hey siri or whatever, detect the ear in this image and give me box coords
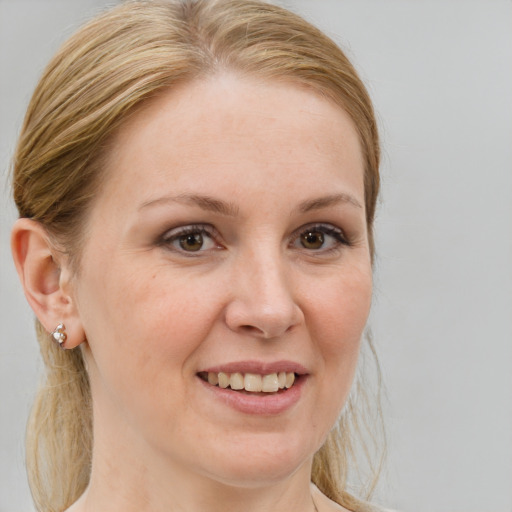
[11,218,85,349]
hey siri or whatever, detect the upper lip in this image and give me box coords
[199,360,309,375]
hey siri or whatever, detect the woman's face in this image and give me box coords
[72,74,372,486]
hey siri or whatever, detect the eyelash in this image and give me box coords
[293,224,350,254]
[158,223,350,255]
[159,224,220,254]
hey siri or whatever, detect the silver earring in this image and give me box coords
[51,323,67,347]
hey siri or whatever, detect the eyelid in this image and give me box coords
[157,222,350,255]
[291,223,350,250]
[160,223,215,240]
[158,223,222,252]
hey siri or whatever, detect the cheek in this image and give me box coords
[111,270,216,348]
[77,258,223,394]
[308,264,372,356]
[76,261,225,432]
[301,265,372,444]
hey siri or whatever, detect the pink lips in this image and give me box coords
[197,360,308,415]
[200,360,308,375]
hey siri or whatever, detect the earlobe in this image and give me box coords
[11,218,85,349]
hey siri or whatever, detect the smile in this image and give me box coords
[199,371,296,393]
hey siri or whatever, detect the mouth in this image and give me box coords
[198,371,298,394]
[196,362,307,414]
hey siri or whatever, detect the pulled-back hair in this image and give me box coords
[12,1,382,511]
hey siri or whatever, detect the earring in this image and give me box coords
[51,323,67,348]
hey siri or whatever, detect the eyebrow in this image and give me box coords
[297,193,363,212]
[140,193,240,217]
[140,191,362,217]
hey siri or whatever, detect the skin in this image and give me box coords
[12,73,372,512]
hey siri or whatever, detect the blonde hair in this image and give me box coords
[12,1,383,511]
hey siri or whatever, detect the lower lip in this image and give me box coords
[198,376,306,415]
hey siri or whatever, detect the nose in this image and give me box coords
[224,251,304,339]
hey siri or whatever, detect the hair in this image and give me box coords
[11,1,383,511]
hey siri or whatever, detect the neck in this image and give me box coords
[72,421,318,512]
[77,465,318,512]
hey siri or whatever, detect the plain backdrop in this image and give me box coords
[1,1,511,511]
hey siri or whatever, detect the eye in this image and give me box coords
[300,230,325,250]
[178,232,205,252]
[160,225,220,253]
[293,224,349,252]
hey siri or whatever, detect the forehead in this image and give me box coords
[99,73,365,207]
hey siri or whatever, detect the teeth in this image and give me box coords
[262,373,279,392]
[230,372,244,390]
[244,373,262,392]
[206,371,297,393]
[218,372,230,389]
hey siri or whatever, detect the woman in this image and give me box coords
[10,1,384,511]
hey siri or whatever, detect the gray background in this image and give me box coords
[1,1,511,511]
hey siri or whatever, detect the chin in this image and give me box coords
[195,432,316,488]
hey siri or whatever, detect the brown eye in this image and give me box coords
[179,233,204,251]
[161,224,219,254]
[293,224,348,253]
[300,231,325,249]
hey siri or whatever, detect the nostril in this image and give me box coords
[239,323,295,339]
[224,297,303,339]
[240,325,265,336]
